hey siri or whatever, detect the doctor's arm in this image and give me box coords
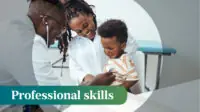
[32,42,61,86]
[32,60,61,85]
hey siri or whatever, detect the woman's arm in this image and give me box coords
[69,57,91,84]
[69,58,115,86]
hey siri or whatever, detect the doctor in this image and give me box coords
[63,0,138,85]
[0,0,66,86]
[0,0,66,111]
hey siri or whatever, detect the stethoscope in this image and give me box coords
[40,15,50,47]
[41,15,67,77]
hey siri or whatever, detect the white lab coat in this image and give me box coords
[68,33,137,85]
[32,34,61,85]
[68,35,106,84]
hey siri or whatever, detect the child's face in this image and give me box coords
[101,36,126,59]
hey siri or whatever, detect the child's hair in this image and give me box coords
[98,19,128,44]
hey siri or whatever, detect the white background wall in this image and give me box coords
[86,0,161,42]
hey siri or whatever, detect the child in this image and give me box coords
[98,19,138,89]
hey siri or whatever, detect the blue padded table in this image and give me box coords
[136,40,177,91]
[50,41,69,69]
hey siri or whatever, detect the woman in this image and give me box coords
[62,0,138,85]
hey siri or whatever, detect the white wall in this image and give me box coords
[86,0,161,42]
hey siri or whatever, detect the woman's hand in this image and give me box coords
[80,74,95,85]
[84,74,95,82]
[91,72,116,85]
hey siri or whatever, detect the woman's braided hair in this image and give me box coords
[58,0,97,62]
[64,0,97,28]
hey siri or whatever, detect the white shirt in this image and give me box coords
[32,34,61,85]
[68,33,137,85]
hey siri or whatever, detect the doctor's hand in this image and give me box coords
[89,72,116,86]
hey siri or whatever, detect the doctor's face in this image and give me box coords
[68,14,96,40]
[46,15,66,46]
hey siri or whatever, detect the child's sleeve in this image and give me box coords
[103,63,117,73]
[124,55,139,81]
